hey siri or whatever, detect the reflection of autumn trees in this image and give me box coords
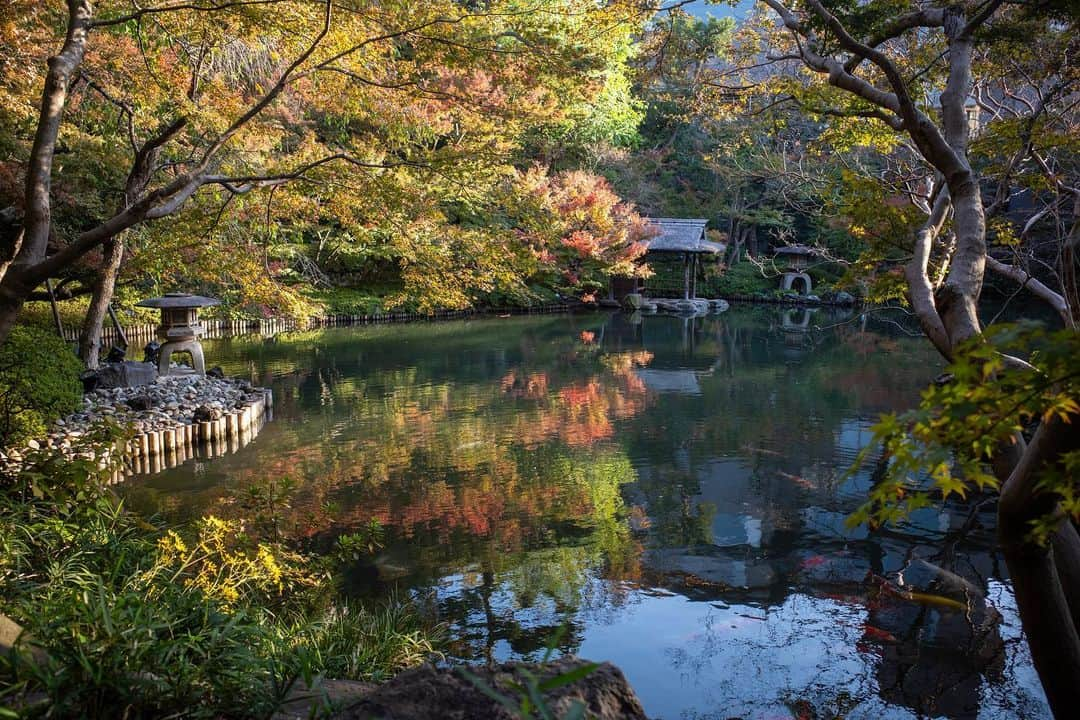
[134,312,939,563]
[201,340,654,561]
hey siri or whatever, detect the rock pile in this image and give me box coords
[2,375,271,475]
[53,374,266,442]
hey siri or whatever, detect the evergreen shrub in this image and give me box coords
[0,326,82,448]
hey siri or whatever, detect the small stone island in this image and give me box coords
[1,293,274,480]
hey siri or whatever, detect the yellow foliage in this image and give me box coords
[148,516,318,610]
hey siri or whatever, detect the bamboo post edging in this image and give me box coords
[116,387,274,482]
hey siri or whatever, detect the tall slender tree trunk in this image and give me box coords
[997,417,1080,718]
[938,179,985,346]
[78,236,124,367]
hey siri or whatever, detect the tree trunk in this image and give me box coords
[1050,522,1080,635]
[78,237,124,368]
[1001,540,1080,718]
[997,417,1080,718]
[937,177,985,347]
[0,271,32,347]
[727,221,742,266]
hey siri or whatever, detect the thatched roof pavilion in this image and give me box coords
[644,218,725,255]
[644,218,725,300]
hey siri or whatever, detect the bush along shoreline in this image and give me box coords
[0,440,444,719]
[0,327,84,450]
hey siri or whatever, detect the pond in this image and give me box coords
[122,307,1050,719]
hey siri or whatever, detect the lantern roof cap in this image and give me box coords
[773,244,817,257]
[136,293,220,309]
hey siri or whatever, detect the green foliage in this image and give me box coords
[847,324,1080,542]
[335,520,386,562]
[524,59,645,167]
[302,286,401,317]
[0,444,440,718]
[709,260,774,296]
[291,599,439,684]
[0,326,83,449]
[233,476,300,541]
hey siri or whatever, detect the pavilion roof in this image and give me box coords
[644,218,725,254]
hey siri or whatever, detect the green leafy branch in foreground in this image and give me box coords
[847,323,1080,542]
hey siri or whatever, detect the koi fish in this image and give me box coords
[778,471,814,488]
[799,554,828,570]
[875,575,969,611]
[894,589,968,611]
[861,624,898,644]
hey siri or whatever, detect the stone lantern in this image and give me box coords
[135,293,220,376]
[774,245,817,296]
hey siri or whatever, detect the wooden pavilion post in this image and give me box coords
[683,251,690,300]
[691,254,699,299]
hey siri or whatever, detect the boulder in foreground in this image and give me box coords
[328,657,648,720]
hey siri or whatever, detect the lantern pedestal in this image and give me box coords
[135,293,220,377]
[158,336,206,376]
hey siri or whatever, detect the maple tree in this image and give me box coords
[0,0,652,363]
[492,166,655,303]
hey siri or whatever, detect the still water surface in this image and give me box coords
[125,307,1049,719]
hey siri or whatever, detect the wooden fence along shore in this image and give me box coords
[63,304,574,346]
[109,387,274,483]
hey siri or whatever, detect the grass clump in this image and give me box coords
[0,326,83,449]
[0,440,441,719]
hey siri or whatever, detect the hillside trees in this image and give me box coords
[0,0,651,363]
[724,0,1079,713]
[607,8,851,271]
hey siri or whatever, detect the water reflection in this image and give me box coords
[123,308,1049,719]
